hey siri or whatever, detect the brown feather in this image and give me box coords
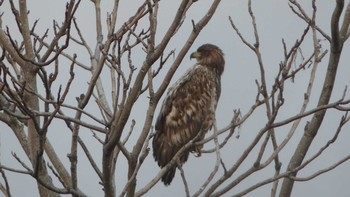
[152,44,225,185]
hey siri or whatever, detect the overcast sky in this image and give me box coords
[1,0,350,196]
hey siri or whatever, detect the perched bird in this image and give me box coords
[152,44,225,185]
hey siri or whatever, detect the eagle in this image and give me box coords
[152,44,225,185]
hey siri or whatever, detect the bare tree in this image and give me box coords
[0,0,349,197]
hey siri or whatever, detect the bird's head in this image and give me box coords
[190,43,225,75]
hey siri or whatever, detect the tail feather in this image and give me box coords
[153,132,192,185]
[162,166,176,186]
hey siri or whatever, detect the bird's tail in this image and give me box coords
[162,166,176,186]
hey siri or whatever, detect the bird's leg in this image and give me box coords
[192,130,205,157]
[193,145,203,157]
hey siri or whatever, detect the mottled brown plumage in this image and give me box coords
[152,44,225,185]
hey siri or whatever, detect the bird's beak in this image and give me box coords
[190,51,201,59]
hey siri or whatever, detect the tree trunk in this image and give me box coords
[19,1,59,196]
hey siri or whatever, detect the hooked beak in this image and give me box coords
[190,51,201,59]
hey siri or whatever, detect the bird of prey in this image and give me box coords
[152,43,225,185]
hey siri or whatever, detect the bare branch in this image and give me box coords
[178,162,190,197]
[290,154,350,182]
[0,168,11,197]
[193,119,222,197]
[288,0,331,41]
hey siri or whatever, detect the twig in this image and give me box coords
[0,167,11,197]
[47,162,66,188]
[91,130,104,144]
[193,119,221,197]
[290,154,350,181]
[288,0,331,41]
[178,160,190,197]
[0,164,31,175]
[77,136,103,180]
[71,18,93,57]
[12,152,31,172]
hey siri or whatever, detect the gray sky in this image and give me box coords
[1,0,350,196]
